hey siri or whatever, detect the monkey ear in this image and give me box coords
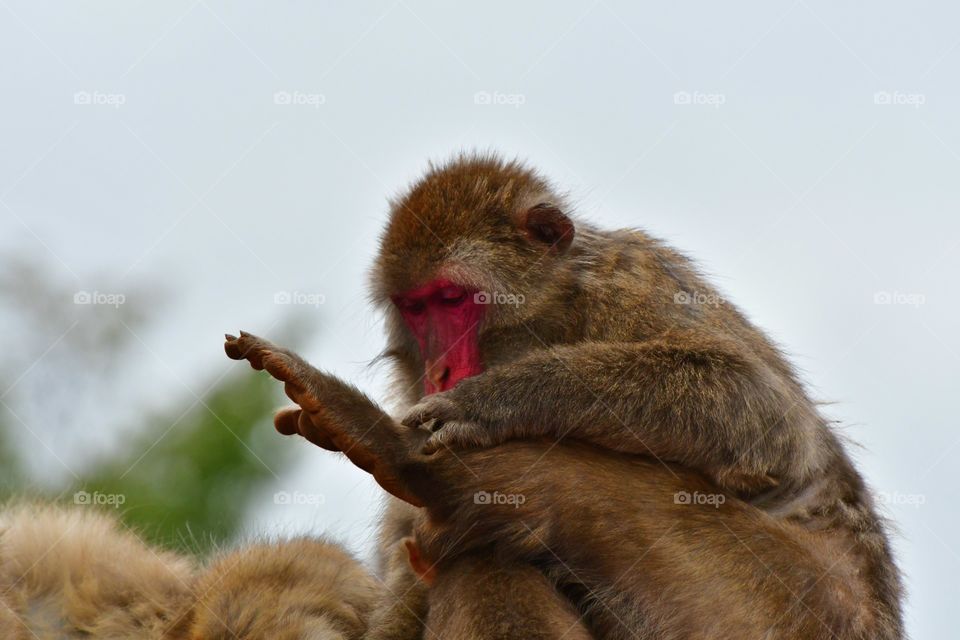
[520,203,575,254]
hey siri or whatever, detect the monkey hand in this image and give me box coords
[224,330,432,507]
[401,392,497,455]
[224,331,339,451]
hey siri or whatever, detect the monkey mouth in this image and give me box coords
[425,361,483,394]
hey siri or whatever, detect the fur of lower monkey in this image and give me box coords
[175,538,381,640]
[0,504,380,640]
[0,503,195,639]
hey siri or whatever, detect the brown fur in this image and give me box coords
[369,153,904,639]
[423,554,592,640]
[0,503,195,639]
[224,152,903,639]
[0,504,379,640]
[224,329,902,639]
[414,444,881,639]
[176,538,380,640]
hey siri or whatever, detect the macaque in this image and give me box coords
[223,153,902,638]
[2,153,903,639]
[0,504,379,639]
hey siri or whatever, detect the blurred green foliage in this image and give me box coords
[0,258,299,556]
[0,425,24,497]
[0,369,289,555]
[81,371,289,554]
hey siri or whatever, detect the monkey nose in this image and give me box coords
[425,363,451,394]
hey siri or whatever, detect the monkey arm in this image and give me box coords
[411,332,823,492]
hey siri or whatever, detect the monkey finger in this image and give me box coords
[224,330,275,369]
[421,431,450,456]
[273,407,302,436]
[283,381,306,404]
[422,421,493,455]
[225,341,264,370]
[401,395,461,429]
[261,351,298,382]
[274,407,339,451]
[281,377,326,413]
[261,354,327,412]
[297,412,340,451]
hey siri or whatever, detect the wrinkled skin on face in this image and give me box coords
[391,279,486,396]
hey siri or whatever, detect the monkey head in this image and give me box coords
[370,154,576,398]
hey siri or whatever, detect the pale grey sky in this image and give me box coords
[2,2,958,637]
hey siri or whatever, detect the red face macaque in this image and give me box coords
[391,280,485,395]
[222,154,902,640]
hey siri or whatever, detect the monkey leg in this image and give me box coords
[413,444,882,640]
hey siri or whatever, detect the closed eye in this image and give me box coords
[394,297,426,314]
[437,286,467,306]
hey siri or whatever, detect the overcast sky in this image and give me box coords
[1,2,958,636]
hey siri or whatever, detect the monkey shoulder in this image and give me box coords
[577,228,718,313]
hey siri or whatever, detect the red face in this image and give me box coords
[392,279,486,395]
